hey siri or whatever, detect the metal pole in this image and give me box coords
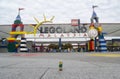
[34,36,35,52]
[92,5,98,52]
[78,19,80,33]
[95,37,97,52]
[59,38,61,52]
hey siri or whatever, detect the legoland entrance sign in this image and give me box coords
[39,26,87,33]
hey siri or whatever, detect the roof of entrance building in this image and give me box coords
[0,23,120,39]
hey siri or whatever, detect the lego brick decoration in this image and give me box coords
[20,38,28,52]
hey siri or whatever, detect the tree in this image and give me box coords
[48,44,59,49]
[64,43,73,49]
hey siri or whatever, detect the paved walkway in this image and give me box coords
[0,53,120,79]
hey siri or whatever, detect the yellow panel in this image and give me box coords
[7,38,16,40]
[98,26,102,32]
[89,53,120,57]
[10,31,26,34]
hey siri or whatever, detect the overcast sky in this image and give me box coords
[0,0,120,24]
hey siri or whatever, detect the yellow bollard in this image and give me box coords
[59,61,63,71]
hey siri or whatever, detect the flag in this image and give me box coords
[92,5,98,8]
[19,8,24,11]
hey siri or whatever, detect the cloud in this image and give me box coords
[0,0,120,24]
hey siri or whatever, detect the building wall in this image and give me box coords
[0,23,120,52]
[0,23,120,38]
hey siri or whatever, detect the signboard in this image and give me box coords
[39,25,87,33]
[71,19,80,26]
[25,33,88,38]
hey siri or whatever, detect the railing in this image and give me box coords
[107,46,120,52]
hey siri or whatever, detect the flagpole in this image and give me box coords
[18,8,24,15]
[18,8,20,15]
[92,5,94,11]
[92,5,98,52]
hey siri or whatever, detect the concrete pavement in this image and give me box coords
[0,52,120,79]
